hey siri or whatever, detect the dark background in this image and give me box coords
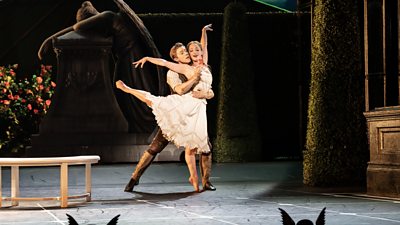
[0,0,311,160]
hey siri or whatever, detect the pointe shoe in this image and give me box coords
[124,178,138,192]
[189,177,200,192]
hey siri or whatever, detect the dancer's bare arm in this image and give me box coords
[200,24,212,65]
[174,77,200,95]
[133,57,193,76]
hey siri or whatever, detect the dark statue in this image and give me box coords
[31,0,170,161]
[38,0,168,133]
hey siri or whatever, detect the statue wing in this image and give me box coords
[112,0,168,95]
[278,208,296,225]
[315,207,326,225]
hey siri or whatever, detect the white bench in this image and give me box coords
[0,155,100,208]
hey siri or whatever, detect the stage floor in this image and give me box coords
[1,161,399,225]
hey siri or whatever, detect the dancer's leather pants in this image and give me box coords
[132,128,213,184]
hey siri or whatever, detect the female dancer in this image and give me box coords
[116,55,213,192]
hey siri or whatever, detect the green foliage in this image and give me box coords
[214,1,261,162]
[304,0,368,186]
[0,64,56,153]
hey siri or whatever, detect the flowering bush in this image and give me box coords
[0,64,56,153]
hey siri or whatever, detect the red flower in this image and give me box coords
[33,109,39,114]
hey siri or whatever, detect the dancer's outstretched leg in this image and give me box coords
[185,147,199,192]
[116,80,153,107]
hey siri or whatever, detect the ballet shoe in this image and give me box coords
[189,177,200,193]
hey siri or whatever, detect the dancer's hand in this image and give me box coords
[132,57,148,68]
[203,24,213,32]
[115,80,125,90]
[192,90,204,99]
[192,89,214,99]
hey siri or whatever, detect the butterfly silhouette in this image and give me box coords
[278,207,326,225]
[66,213,120,225]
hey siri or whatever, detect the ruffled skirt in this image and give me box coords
[147,92,210,154]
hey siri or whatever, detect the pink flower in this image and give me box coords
[36,77,43,84]
[13,95,19,100]
[27,104,32,110]
[45,99,51,106]
[39,84,44,90]
[51,81,56,87]
[3,100,10,105]
[33,109,39,114]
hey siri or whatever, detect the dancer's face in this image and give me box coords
[174,46,191,64]
[191,55,203,66]
[188,43,203,64]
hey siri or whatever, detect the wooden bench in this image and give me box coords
[0,155,100,208]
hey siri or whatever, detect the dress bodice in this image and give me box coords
[192,66,212,94]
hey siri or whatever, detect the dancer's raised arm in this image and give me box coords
[133,56,193,77]
[200,24,212,65]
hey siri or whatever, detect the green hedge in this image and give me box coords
[214,1,262,162]
[304,0,368,186]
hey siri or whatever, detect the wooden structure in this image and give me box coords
[0,155,100,208]
[363,0,400,198]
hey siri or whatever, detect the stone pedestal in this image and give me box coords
[28,31,183,162]
[364,106,400,198]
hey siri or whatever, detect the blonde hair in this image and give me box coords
[169,42,185,60]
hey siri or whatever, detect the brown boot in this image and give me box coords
[124,151,155,192]
[199,153,216,191]
[124,129,169,192]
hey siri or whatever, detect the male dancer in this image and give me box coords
[124,42,216,192]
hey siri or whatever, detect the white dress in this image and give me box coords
[146,66,212,154]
